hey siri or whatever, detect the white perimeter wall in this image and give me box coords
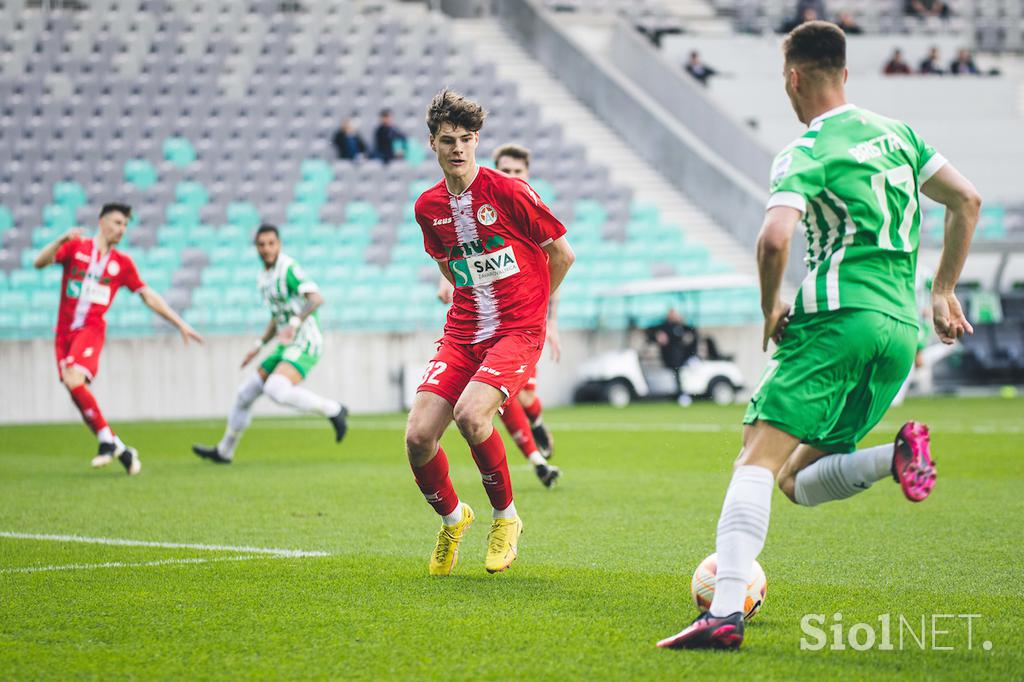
[0,326,766,425]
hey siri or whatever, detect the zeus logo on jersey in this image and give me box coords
[450,246,521,288]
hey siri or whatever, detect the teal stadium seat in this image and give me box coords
[0,205,12,233]
[166,204,200,229]
[345,201,379,226]
[300,159,334,187]
[43,204,75,230]
[9,269,40,290]
[124,159,158,189]
[175,181,209,208]
[163,137,196,167]
[0,291,30,309]
[53,181,87,211]
[286,203,320,227]
[227,202,261,230]
[294,180,328,206]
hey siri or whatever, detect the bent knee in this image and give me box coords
[404,426,437,461]
[452,404,488,436]
[262,374,291,403]
[61,370,86,390]
[777,473,798,504]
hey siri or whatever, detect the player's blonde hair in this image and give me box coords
[425,89,487,136]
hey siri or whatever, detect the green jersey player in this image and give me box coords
[193,224,348,463]
[658,21,980,650]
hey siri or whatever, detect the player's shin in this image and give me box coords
[68,385,108,435]
[469,428,516,518]
[710,465,774,618]
[522,396,542,424]
[500,401,543,464]
[218,373,264,457]
[793,444,892,507]
[412,447,461,522]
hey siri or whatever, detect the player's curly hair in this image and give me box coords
[425,88,487,136]
[783,20,846,75]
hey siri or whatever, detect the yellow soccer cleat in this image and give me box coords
[484,516,523,574]
[428,503,475,576]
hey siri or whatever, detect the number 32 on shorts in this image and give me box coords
[421,361,447,385]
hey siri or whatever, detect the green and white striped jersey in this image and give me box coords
[257,253,323,355]
[767,103,946,325]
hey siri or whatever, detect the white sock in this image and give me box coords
[709,465,774,617]
[442,501,464,526]
[97,427,114,444]
[794,444,893,507]
[113,435,125,451]
[527,451,546,466]
[218,372,264,457]
[531,415,543,428]
[263,374,341,417]
[493,500,517,520]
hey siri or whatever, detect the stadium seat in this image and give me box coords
[163,136,197,166]
[124,159,159,189]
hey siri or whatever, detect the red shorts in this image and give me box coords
[524,364,538,391]
[417,333,543,408]
[55,326,105,381]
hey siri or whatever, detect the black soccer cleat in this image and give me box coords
[117,446,142,476]
[656,611,745,650]
[329,405,349,443]
[531,421,553,460]
[91,442,117,468]
[192,444,233,464]
[535,463,560,488]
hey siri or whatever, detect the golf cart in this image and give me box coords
[573,275,754,407]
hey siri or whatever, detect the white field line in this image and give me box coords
[247,420,1024,435]
[0,532,329,558]
[0,554,259,575]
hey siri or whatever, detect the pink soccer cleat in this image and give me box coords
[892,421,936,502]
[656,611,745,650]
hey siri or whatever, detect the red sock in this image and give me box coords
[500,399,538,460]
[411,447,460,517]
[69,385,108,435]
[470,427,513,511]
[523,397,542,423]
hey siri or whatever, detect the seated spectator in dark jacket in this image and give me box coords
[905,0,950,18]
[919,47,944,74]
[373,109,407,163]
[684,51,717,87]
[781,6,819,33]
[332,118,368,160]
[835,11,863,34]
[949,48,980,75]
[883,49,912,75]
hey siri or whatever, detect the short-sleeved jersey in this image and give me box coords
[258,252,323,355]
[54,237,146,334]
[415,166,567,344]
[766,104,946,326]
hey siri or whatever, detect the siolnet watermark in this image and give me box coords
[799,613,993,652]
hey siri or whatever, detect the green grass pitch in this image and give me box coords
[1,397,1021,680]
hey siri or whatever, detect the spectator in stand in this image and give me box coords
[905,0,950,19]
[373,108,407,164]
[883,49,912,75]
[684,51,718,87]
[835,11,863,35]
[781,6,821,33]
[950,48,980,75]
[919,46,944,74]
[331,118,369,160]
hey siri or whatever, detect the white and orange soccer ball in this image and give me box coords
[690,553,767,621]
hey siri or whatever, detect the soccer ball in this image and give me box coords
[690,553,767,621]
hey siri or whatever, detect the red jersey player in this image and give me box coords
[34,203,203,475]
[437,143,561,488]
[407,90,575,576]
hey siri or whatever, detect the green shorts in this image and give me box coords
[259,342,320,379]
[743,309,917,453]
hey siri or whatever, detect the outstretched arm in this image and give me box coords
[34,228,83,268]
[921,163,981,344]
[757,206,801,351]
[139,287,204,344]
